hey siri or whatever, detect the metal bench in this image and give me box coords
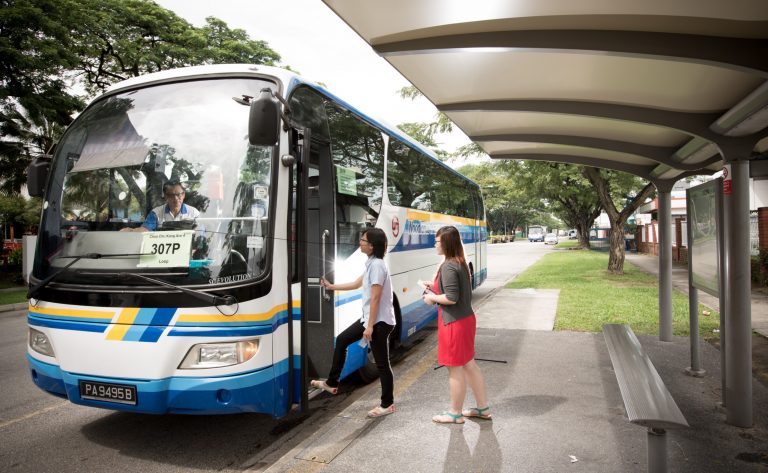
[603,324,689,473]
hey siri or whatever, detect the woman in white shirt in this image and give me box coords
[313,227,397,418]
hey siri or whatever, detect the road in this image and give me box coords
[0,240,550,472]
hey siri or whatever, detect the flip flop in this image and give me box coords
[310,379,338,395]
[367,405,395,418]
[432,411,465,424]
[462,406,492,420]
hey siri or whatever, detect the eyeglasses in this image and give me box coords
[360,238,369,244]
[165,192,185,198]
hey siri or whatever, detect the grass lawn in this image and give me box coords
[0,270,24,289]
[506,250,720,337]
[554,240,580,249]
[0,289,27,305]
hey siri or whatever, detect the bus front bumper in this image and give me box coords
[27,355,287,415]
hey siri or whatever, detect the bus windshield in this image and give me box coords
[37,77,277,288]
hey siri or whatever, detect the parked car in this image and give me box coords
[544,233,558,245]
[568,230,577,239]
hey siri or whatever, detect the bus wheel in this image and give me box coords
[357,350,379,383]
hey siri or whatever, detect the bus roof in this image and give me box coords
[103,64,476,188]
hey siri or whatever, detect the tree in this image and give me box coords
[0,194,41,238]
[71,2,281,94]
[0,0,282,194]
[1,0,85,194]
[396,122,450,161]
[398,86,454,160]
[459,161,540,236]
[523,162,602,248]
[582,167,655,274]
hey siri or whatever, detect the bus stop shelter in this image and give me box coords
[322,0,768,428]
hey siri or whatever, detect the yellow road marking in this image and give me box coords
[0,401,68,430]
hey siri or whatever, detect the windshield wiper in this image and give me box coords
[116,272,237,307]
[28,252,146,300]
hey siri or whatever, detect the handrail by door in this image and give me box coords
[321,229,331,301]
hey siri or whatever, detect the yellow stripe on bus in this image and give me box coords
[106,308,140,340]
[28,306,115,319]
[405,210,480,227]
[176,302,295,324]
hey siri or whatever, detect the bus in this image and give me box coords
[25,64,487,416]
[528,225,546,242]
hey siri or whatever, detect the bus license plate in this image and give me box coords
[79,380,137,405]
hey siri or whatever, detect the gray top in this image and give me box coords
[437,260,474,325]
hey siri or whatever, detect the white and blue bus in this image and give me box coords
[25,65,487,416]
[527,225,546,242]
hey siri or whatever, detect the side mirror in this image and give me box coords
[27,155,52,197]
[248,89,280,146]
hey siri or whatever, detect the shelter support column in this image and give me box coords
[657,186,673,342]
[723,158,752,427]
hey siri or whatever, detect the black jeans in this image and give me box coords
[326,320,395,408]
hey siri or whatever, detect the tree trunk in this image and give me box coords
[575,221,592,248]
[607,223,625,274]
[582,166,656,275]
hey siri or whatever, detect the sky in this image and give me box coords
[154,0,472,156]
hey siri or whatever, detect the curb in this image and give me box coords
[0,302,27,313]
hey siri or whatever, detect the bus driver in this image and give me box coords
[121,181,200,232]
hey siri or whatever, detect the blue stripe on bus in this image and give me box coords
[123,325,150,341]
[28,316,107,333]
[390,221,483,253]
[168,325,275,338]
[398,297,438,342]
[138,326,165,342]
[30,306,299,340]
[167,308,292,337]
[148,307,177,326]
[27,356,67,397]
[27,311,112,324]
[335,291,362,307]
[132,308,154,325]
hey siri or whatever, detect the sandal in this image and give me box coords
[462,406,492,420]
[432,411,465,424]
[310,379,338,395]
[367,405,395,418]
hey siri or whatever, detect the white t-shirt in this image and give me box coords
[361,257,396,327]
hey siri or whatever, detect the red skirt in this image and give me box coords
[437,309,476,366]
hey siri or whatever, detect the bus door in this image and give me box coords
[474,217,481,287]
[302,136,337,381]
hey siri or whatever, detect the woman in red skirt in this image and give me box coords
[422,226,491,424]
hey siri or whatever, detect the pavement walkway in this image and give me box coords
[262,265,768,473]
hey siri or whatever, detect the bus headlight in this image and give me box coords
[29,328,55,357]
[179,339,259,369]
